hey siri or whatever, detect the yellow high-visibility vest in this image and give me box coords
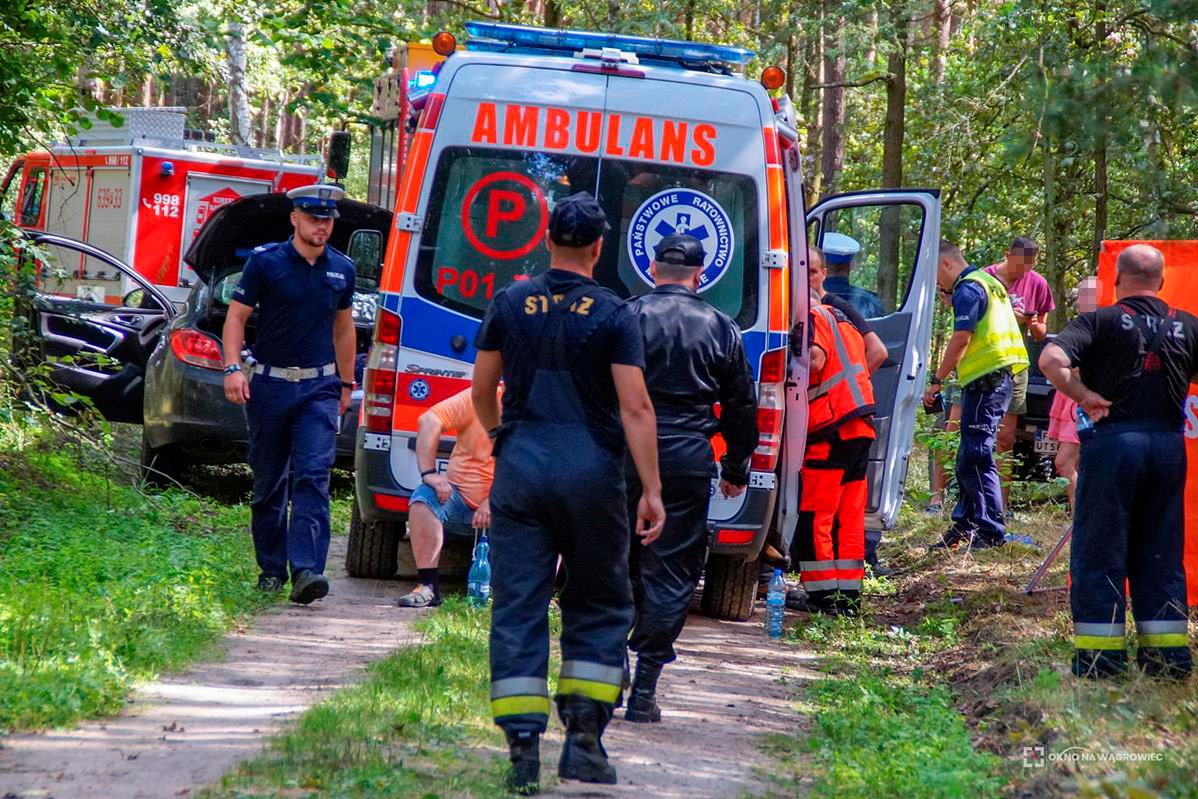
[955,269,1030,386]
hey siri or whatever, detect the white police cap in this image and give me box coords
[286,183,345,218]
[823,232,861,265]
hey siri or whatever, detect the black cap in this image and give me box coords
[549,192,610,247]
[654,234,706,267]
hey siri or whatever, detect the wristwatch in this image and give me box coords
[420,468,437,478]
[223,363,241,376]
[929,375,942,386]
[340,380,354,389]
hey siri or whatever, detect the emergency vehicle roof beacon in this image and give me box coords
[822,232,861,264]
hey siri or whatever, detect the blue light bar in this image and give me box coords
[408,70,437,91]
[465,22,754,67]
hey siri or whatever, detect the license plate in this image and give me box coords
[1033,428,1058,455]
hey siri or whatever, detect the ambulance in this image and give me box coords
[350,23,942,620]
[0,107,322,304]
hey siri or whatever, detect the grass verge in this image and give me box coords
[763,456,1198,798]
[0,448,273,731]
[204,599,529,798]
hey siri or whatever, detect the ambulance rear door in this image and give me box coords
[805,190,941,531]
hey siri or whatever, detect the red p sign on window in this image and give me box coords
[462,172,548,260]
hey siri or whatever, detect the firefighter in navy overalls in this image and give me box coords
[623,233,757,723]
[1040,244,1196,679]
[471,192,666,794]
[221,183,356,605]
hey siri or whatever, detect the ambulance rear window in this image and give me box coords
[414,147,758,328]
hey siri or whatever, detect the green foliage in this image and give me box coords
[801,672,1005,798]
[0,450,270,731]
[205,600,519,798]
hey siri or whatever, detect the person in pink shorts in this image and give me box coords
[1047,276,1100,512]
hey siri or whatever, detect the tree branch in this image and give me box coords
[807,73,892,90]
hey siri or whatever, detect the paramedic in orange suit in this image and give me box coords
[787,297,877,616]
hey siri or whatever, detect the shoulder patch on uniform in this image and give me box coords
[251,242,279,255]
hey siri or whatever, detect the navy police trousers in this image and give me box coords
[488,424,634,734]
[951,369,1012,544]
[245,372,339,580]
[1071,421,1191,678]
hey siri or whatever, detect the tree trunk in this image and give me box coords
[226,21,252,147]
[819,0,846,195]
[932,0,951,84]
[877,2,909,311]
[1089,3,1108,279]
[142,75,155,107]
[800,2,823,203]
[1043,134,1061,328]
[275,91,290,150]
[543,0,561,28]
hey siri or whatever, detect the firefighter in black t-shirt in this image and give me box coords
[1040,244,1198,680]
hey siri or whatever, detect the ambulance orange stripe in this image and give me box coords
[765,162,790,332]
[762,127,781,166]
[379,126,433,295]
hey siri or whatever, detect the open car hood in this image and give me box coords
[183,193,392,284]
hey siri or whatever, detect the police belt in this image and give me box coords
[962,366,1012,392]
[252,362,337,382]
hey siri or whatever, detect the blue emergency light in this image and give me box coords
[465,22,754,67]
[409,70,437,91]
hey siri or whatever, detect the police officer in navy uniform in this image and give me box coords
[222,184,357,605]
[1040,244,1197,680]
[471,192,666,794]
[623,233,757,724]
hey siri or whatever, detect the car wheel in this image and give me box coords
[346,498,401,579]
[140,430,185,489]
[700,553,759,622]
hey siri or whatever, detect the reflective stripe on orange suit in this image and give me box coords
[796,305,876,608]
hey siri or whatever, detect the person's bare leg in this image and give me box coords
[408,502,444,568]
[1055,442,1080,514]
[996,412,1018,508]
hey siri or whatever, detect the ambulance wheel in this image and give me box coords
[139,432,185,490]
[346,499,400,579]
[701,553,759,622]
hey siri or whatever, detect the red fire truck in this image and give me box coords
[0,107,322,304]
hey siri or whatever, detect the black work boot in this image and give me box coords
[504,730,541,795]
[556,695,617,784]
[289,569,329,605]
[624,659,662,723]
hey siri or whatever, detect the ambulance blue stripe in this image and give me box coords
[742,330,787,381]
[382,291,783,377]
[398,296,480,363]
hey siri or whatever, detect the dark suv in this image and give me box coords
[1011,336,1058,481]
[13,195,389,485]
[141,194,389,482]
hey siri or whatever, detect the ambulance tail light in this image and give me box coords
[752,348,787,472]
[170,329,223,370]
[364,308,401,434]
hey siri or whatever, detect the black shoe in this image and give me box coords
[557,695,617,784]
[624,659,662,723]
[785,587,839,614]
[256,574,285,593]
[866,551,895,577]
[289,569,329,605]
[930,527,973,550]
[969,534,1005,551]
[504,730,541,795]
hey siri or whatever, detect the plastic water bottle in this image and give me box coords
[765,568,786,640]
[1075,405,1094,434]
[467,532,492,607]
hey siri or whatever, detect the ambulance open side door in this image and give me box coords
[805,190,941,532]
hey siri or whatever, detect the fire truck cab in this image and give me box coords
[0,107,322,305]
[349,24,942,620]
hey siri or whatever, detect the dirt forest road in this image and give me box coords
[1,539,815,799]
[0,537,419,799]
[544,613,818,799]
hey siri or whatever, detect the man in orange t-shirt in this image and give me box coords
[397,386,500,608]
